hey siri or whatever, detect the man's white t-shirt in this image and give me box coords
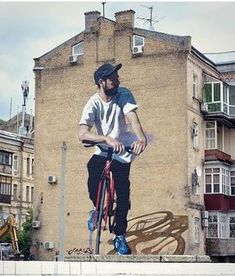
[79,87,138,163]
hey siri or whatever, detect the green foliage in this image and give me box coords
[0,233,11,243]
[18,208,33,260]
[0,119,5,126]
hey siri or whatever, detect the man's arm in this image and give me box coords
[125,110,147,155]
[78,124,125,153]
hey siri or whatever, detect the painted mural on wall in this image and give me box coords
[107,211,188,255]
[65,211,188,258]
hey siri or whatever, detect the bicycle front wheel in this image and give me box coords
[95,179,106,254]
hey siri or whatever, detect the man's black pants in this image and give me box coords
[87,155,131,236]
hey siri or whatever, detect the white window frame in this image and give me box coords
[205,121,217,149]
[204,165,230,195]
[193,73,198,98]
[207,212,218,238]
[133,35,145,48]
[192,122,199,149]
[72,41,84,56]
[13,154,18,172]
[231,169,235,196]
[207,212,235,239]
[204,81,223,112]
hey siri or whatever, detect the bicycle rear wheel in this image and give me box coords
[95,179,106,254]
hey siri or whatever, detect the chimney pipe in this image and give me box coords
[84,11,101,33]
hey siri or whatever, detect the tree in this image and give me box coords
[18,208,33,260]
[0,119,5,127]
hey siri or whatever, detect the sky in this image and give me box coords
[1,1,235,121]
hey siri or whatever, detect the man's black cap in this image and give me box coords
[94,63,122,84]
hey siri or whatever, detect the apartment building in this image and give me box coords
[0,112,34,137]
[33,9,235,261]
[199,51,235,261]
[0,130,34,230]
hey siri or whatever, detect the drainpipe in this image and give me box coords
[19,139,24,230]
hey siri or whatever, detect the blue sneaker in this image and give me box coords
[113,235,131,255]
[88,210,97,231]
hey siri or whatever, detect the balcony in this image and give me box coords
[0,164,12,175]
[205,149,233,164]
[0,182,12,204]
[206,238,235,256]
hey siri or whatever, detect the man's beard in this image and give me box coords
[104,86,119,97]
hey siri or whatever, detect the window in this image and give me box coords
[207,212,235,239]
[223,84,229,114]
[26,158,30,175]
[26,186,29,202]
[205,166,230,195]
[72,41,84,56]
[192,122,198,149]
[231,171,235,195]
[193,74,198,98]
[230,215,235,238]
[229,85,235,115]
[204,82,221,112]
[205,168,220,194]
[207,212,218,238]
[195,217,200,243]
[13,155,18,172]
[222,168,230,195]
[13,184,17,200]
[0,176,12,200]
[31,187,34,203]
[132,35,144,54]
[133,35,144,47]
[205,121,225,151]
[219,213,229,238]
[205,121,216,149]
[31,159,34,176]
[0,151,12,166]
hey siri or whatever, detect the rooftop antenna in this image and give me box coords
[101,2,106,17]
[19,80,29,136]
[137,5,165,31]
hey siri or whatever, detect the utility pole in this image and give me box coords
[58,141,67,261]
[9,97,12,120]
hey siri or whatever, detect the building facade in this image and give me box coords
[0,130,34,231]
[33,9,235,261]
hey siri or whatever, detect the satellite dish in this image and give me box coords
[196,167,202,177]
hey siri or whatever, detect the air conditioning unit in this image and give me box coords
[48,175,57,184]
[68,55,78,64]
[201,102,208,112]
[32,220,40,229]
[132,45,144,54]
[44,241,54,250]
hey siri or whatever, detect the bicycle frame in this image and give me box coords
[82,140,132,254]
[94,149,116,254]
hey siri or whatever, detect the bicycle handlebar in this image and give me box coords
[82,140,133,153]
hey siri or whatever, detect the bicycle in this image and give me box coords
[82,140,132,254]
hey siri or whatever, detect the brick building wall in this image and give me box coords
[33,10,209,260]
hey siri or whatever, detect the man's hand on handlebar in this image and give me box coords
[131,140,147,155]
[105,136,125,154]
